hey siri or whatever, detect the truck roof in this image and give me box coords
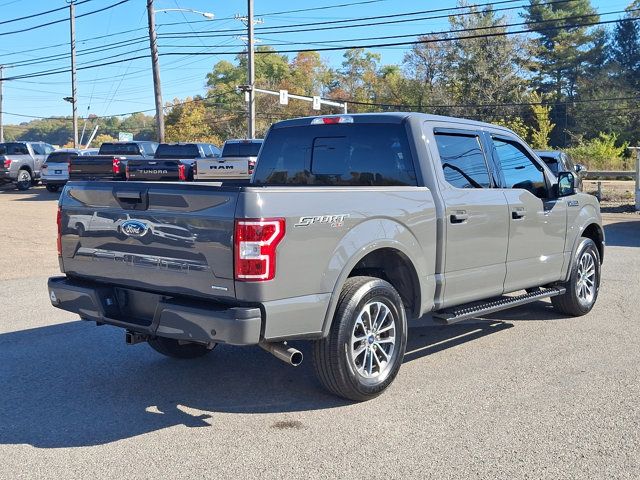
[272,112,515,134]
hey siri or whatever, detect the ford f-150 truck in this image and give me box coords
[48,113,604,401]
[127,142,221,182]
[68,141,158,181]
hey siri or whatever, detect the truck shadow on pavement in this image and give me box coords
[0,314,522,449]
[0,185,60,202]
[603,220,640,248]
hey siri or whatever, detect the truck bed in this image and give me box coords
[68,155,128,181]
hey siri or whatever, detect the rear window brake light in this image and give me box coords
[311,116,354,125]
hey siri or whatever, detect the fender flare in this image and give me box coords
[563,214,604,282]
[319,223,429,337]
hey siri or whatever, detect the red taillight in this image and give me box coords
[193,162,198,177]
[178,163,186,181]
[3,158,11,168]
[125,164,130,179]
[56,206,62,256]
[248,160,256,175]
[68,160,72,173]
[234,218,285,281]
[112,157,121,175]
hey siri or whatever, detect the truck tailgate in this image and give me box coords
[69,155,122,180]
[60,181,240,300]
[127,159,184,181]
[195,156,249,180]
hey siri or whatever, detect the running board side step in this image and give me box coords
[432,287,566,325]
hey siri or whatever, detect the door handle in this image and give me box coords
[511,210,526,220]
[450,213,469,224]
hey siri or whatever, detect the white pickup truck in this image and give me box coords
[194,139,262,181]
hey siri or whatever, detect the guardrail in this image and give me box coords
[584,171,636,180]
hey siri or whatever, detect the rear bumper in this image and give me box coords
[42,178,68,186]
[0,169,15,183]
[47,276,262,345]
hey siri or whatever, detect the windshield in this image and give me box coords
[222,141,262,157]
[0,143,29,155]
[154,144,200,159]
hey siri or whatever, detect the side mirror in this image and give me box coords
[557,171,576,197]
[574,164,587,178]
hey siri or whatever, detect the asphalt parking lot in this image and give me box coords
[1,186,639,479]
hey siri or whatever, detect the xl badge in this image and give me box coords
[120,219,149,237]
[294,214,349,228]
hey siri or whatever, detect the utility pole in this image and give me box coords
[247,0,255,139]
[69,1,78,148]
[0,65,4,143]
[147,0,165,143]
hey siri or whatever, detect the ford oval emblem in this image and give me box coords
[120,219,149,238]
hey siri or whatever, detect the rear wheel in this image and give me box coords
[551,238,601,316]
[313,276,407,401]
[147,337,215,359]
[16,169,32,191]
[45,184,60,193]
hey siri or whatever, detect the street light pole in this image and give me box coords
[247,0,255,139]
[147,0,164,143]
[69,1,78,148]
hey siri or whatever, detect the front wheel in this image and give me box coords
[147,337,215,359]
[551,238,601,316]
[313,276,407,401]
[16,169,32,191]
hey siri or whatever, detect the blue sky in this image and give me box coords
[0,0,633,124]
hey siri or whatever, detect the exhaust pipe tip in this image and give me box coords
[260,341,303,367]
[290,350,303,367]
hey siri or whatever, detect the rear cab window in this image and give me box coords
[253,123,417,186]
[222,141,263,158]
[98,143,142,156]
[155,144,201,159]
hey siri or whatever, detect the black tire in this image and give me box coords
[313,276,408,402]
[147,337,214,359]
[16,169,32,191]
[551,238,601,316]
[45,184,60,193]
[76,224,85,237]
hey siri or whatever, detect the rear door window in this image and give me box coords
[253,123,417,186]
[0,143,29,155]
[434,133,491,188]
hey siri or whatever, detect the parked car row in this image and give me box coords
[0,138,264,191]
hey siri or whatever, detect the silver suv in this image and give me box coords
[42,148,99,193]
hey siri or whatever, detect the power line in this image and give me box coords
[0,0,92,26]
[0,0,131,38]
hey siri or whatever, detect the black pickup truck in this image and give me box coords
[69,141,158,181]
[126,143,220,182]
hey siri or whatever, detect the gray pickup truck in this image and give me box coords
[0,141,55,190]
[48,113,604,401]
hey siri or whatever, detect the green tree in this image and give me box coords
[446,4,527,121]
[529,92,555,149]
